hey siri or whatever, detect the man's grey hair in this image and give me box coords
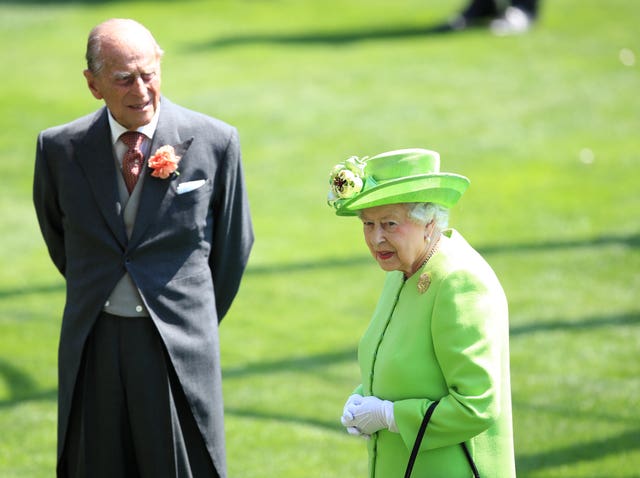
[85,19,164,74]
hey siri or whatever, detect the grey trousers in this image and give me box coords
[60,312,219,478]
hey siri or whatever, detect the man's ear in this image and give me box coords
[83,69,103,100]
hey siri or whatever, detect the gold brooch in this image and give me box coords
[417,272,431,294]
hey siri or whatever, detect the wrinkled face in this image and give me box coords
[360,204,430,277]
[84,30,161,130]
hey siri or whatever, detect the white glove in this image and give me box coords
[342,394,397,435]
[341,394,370,439]
[346,424,370,439]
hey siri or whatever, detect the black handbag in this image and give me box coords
[404,401,480,478]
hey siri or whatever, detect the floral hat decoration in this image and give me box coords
[327,148,470,216]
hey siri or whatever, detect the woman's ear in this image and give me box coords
[424,220,433,242]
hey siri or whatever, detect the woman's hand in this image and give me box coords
[341,394,369,438]
[341,394,397,435]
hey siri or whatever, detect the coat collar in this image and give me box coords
[72,109,128,247]
[129,98,194,248]
[129,99,194,247]
[73,98,194,250]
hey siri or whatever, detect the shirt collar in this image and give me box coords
[108,104,161,145]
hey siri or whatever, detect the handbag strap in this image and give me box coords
[404,400,438,478]
[404,400,481,478]
[461,442,481,478]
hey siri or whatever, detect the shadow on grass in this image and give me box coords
[3,336,639,471]
[223,346,355,379]
[0,357,57,408]
[516,428,640,473]
[477,231,640,255]
[246,231,640,276]
[225,406,343,433]
[0,282,63,299]
[0,0,174,3]
[514,399,633,426]
[1,233,635,297]
[511,312,640,337]
[190,22,457,50]
[223,346,356,433]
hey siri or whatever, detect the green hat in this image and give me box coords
[327,148,470,216]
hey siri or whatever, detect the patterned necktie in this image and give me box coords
[120,131,145,193]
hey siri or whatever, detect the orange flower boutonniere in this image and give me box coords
[148,145,181,179]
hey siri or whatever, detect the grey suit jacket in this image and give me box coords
[33,97,254,477]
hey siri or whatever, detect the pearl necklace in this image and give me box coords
[419,234,441,269]
[415,234,441,294]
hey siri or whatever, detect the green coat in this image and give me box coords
[354,229,515,478]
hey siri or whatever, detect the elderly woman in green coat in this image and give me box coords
[328,149,516,478]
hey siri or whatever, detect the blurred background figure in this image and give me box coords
[443,0,540,35]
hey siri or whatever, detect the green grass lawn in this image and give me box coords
[1,0,638,476]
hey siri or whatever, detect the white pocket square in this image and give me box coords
[177,179,206,194]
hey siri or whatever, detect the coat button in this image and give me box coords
[135,305,143,313]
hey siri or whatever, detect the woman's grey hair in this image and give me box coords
[85,19,164,75]
[357,202,450,228]
[407,202,449,228]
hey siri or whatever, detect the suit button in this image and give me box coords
[135,305,143,313]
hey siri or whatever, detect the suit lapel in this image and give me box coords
[129,101,194,248]
[73,109,128,247]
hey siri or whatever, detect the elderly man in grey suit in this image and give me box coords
[33,18,254,478]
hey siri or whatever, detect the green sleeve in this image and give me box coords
[394,268,507,451]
